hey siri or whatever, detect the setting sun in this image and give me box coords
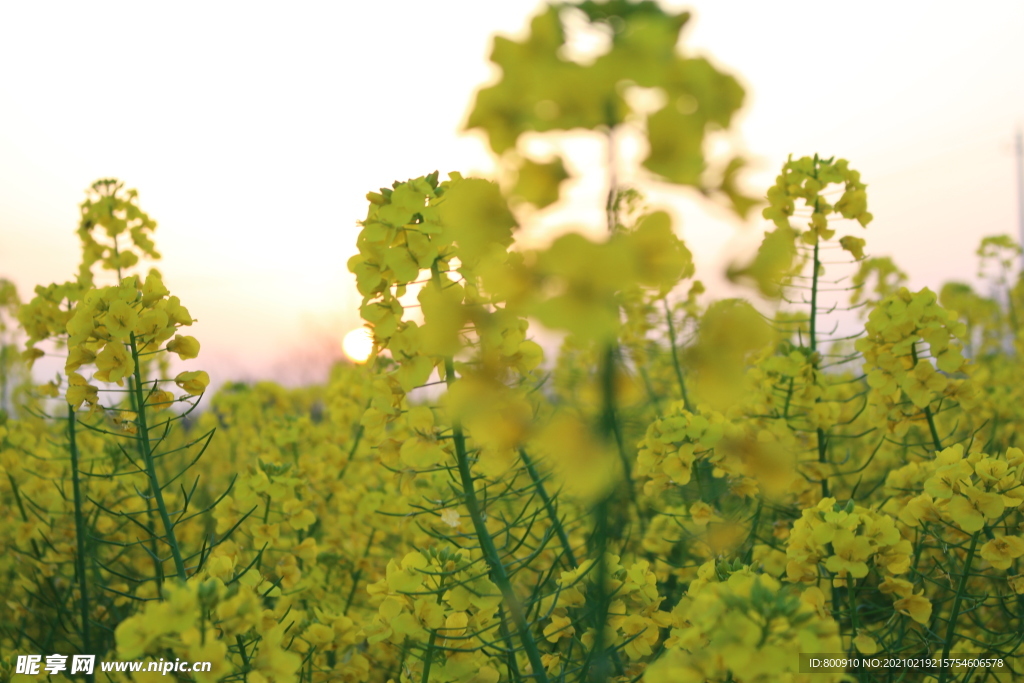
[341,327,374,363]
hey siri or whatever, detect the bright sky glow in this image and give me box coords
[342,327,374,364]
[2,1,1022,384]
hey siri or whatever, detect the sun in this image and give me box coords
[341,327,374,364]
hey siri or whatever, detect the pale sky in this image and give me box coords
[2,1,1022,384]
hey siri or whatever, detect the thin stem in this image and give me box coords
[520,448,576,569]
[938,531,980,683]
[343,529,376,615]
[911,343,944,451]
[68,405,95,682]
[420,630,438,683]
[431,264,548,683]
[125,373,166,593]
[421,572,446,683]
[600,345,635,499]
[809,239,820,356]
[498,607,524,683]
[663,299,692,412]
[129,332,187,580]
[809,235,830,500]
[605,119,617,233]
[587,496,612,683]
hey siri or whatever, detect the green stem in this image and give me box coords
[521,448,625,677]
[911,343,943,451]
[420,572,448,683]
[236,634,251,682]
[600,345,635,496]
[938,531,980,683]
[808,235,831,500]
[587,497,612,683]
[129,332,187,581]
[742,499,764,564]
[336,398,370,483]
[343,529,376,615]
[923,407,943,452]
[605,119,618,233]
[663,300,692,412]
[431,265,548,683]
[782,377,795,420]
[809,238,819,356]
[520,448,576,568]
[420,631,438,683]
[447,379,547,682]
[68,405,95,682]
[498,607,524,683]
[846,578,859,645]
[126,373,166,594]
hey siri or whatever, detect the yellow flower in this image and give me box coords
[899,493,940,527]
[974,457,1009,485]
[399,434,447,468]
[946,494,984,532]
[544,614,574,643]
[878,577,914,597]
[65,345,96,373]
[899,360,946,408]
[965,485,1005,520]
[135,308,172,342]
[147,389,176,410]
[104,299,139,339]
[689,501,721,527]
[252,523,280,549]
[875,539,913,575]
[979,535,1024,571]
[283,499,316,531]
[114,615,152,659]
[894,592,932,624]
[186,634,230,683]
[924,458,972,499]
[620,614,659,659]
[252,624,302,680]
[142,269,169,305]
[854,633,878,654]
[66,372,99,408]
[825,529,872,579]
[860,512,901,547]
[159,295,194,326]
[166,334,200,360]
[947,486,1003,532]
[95,341,134,385]
[384,552,428,594]
[303,623,334,646]
[111,410,138,435]
[541,653,562,675]
[175,370,210,395]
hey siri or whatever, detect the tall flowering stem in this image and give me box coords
[67,403,94,682]
[432,263,549,683]
[128,331,187,581]
[938,531,981,683]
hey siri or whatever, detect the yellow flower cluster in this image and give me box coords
[763,154,873,242]
[647,568,845,683]
[856,286,976,435]
[889,444,1024,540]
[785,498,913,588]
[60,272,206,406]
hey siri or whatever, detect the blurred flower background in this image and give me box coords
[2,0,1022,385]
